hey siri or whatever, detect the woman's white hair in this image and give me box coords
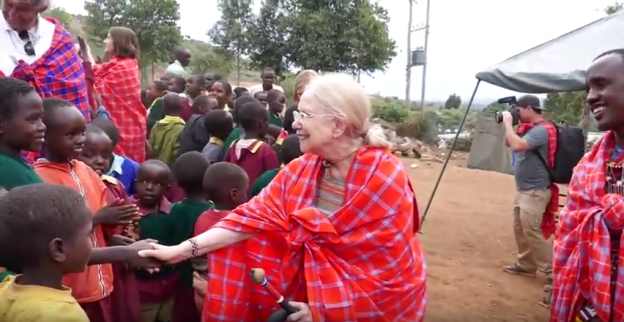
[303,73,390,149]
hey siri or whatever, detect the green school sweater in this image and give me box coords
[0,150,44,280]
[166,199,214,288]
[136,206,177,280]
[222,127,243,159]
[149,116,185,166]
[268,111,283,127]
[250,168,279,198]
[146,98,164,133]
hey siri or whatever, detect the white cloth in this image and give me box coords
[0,14,55,76]
[165,60,187,78]
[248,83,284,97]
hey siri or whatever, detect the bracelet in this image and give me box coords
[188,238,199,258]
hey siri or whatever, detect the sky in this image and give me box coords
[56,0,613,102]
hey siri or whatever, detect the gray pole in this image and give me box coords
[419,0,431,113]
[405,0,413,108]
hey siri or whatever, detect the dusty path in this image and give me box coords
[405,158,550,322]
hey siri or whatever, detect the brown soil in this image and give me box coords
[404,157,550,322]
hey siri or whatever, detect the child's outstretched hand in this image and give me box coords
[94,199,140,225]
[124,239,162,271]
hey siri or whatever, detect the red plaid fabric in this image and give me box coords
[204,147,426,322]
[0,18,90,164]
[551,131,624,322]
[516,122,558,238]
[93,57,146,162]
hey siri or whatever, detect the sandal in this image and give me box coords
[502,263,536,277]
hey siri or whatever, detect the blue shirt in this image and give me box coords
[106,154,139,196]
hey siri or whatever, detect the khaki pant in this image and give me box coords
[512,189,553,275]
[142,297,174,322]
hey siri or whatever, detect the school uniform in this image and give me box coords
[201,137,224,164]
[250,168,280,198]
[0,150,43,280]
[0,150,43,190]
[34,159,115,322]
[224,139,280,196]
[100,175,143,322]
[222,127,243,160]
[268,111,283,127]
[176,114,211,158]
[132,197,178,322]
[167,199,214,322]
[149,115,185,166]
[106,154,139,196]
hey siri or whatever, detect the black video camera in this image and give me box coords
[494,96,520,125]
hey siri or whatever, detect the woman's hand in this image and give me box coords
[287,302,313,322]
[137,242,189,264]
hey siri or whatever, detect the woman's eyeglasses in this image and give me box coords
[293,111,333,123]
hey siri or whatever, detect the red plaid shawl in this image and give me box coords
[204,147,426,322]
[551,131,624,322]
[1,18,89,163]
[93,57,146,162]
[516,122,558,238]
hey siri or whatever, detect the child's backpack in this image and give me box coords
[534,122,585,184]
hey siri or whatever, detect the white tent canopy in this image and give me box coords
[475,10,624,93]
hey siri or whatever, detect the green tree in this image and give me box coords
[247,0,291,77]
[484,101,506,112]
[286,0,396,74]
[84,0,182,65]
[208,0,255,82]
[42,7,74,32]
[542,92,585,125]
[605,2,623,14]
[444,94,462,109]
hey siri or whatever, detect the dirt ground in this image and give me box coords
[403,156,550,322]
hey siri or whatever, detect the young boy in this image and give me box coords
[167,151,214,322]
[266,89,285,127]
[146,80,169,130]
[202,110,234,164]
[132,159,178,322]
[177,95,218,157]
[78,124,143,322]
[0,184,93,322]
[91,118,140,196]
[253,91,268,108]
[250,134,302,197]
[222,95,255,156]
[192,162,249,310]
[224,101,280,193]
[34,98,145,322]
[149,93,186,166]
[181,75,207,121]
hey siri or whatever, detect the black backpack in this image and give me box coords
[533,122,585,184]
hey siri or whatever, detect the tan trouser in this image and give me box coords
[512,189,553,275]
[142,297,174,322]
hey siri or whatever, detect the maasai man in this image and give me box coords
[551,49,624,322]
[1,0,90,163]
[165,47,191,78]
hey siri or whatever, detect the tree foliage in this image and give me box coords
[213,0,396,76]
[208,0,255,58]
[605,2,623,14]
[185,39,233,76]
[247,0,291,76]
[444,94,462,109]
[42,7,76,33]
[84,0,182,64]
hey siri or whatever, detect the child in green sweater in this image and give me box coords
[167,151,213,322]
[250,134,302,197]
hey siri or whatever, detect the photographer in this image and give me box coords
[500,95,553,294]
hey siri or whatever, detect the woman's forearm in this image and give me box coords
[179,228,255,260]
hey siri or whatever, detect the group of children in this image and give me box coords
[0,73,303,322]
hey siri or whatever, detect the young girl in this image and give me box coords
[90,26,146,162]
[208,80,233,111]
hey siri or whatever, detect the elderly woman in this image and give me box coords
[139,74,426,322]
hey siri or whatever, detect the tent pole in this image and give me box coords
[418,80,481,233]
